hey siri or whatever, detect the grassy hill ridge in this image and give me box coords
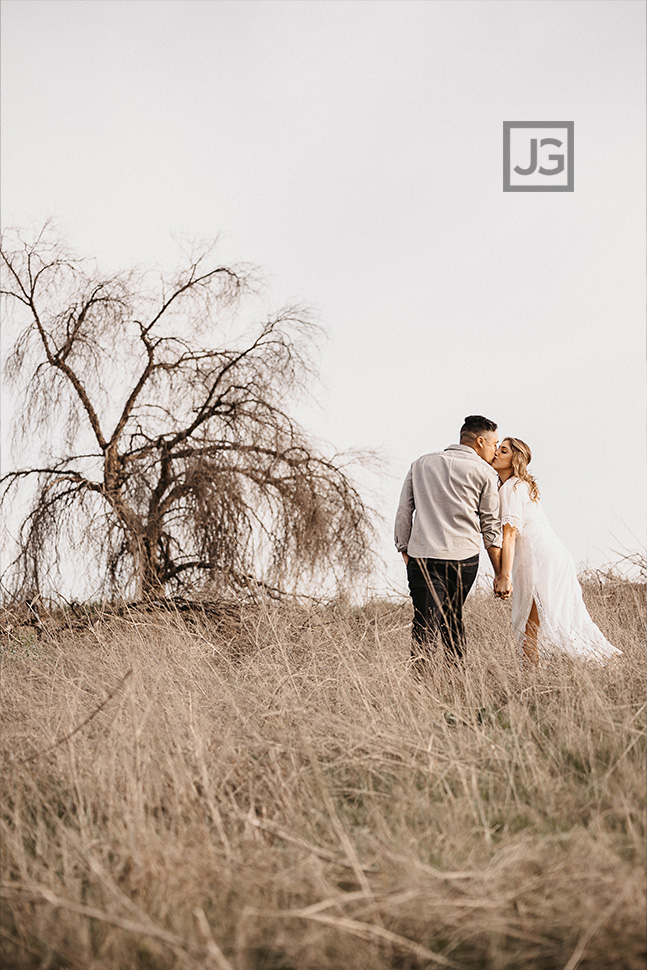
[1,583,645,969]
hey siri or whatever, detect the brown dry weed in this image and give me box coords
[1,581,645,970]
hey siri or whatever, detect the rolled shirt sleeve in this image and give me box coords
[394,466,414,553]
[478,476,502,549]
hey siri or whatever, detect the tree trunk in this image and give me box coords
[140,531,166,600]
[104,445,166,599]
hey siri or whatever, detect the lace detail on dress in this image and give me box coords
[501,513,523,535]
[499,479,525,537]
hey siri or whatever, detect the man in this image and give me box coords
[394,415,503,665]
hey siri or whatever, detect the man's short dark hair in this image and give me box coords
[460,415,497,439]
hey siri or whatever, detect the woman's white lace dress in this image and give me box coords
[499,477,621,662]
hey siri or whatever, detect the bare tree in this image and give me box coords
[1,225,373,601]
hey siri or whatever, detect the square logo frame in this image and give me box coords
[503,121,574,192]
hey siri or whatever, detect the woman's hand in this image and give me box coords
[494,574,512,599]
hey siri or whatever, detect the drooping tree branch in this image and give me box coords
[1,226,375,602]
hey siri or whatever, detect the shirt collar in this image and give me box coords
[444,444,497,476]
[444,444,480,458]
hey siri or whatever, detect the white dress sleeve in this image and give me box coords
[499,480,525,534]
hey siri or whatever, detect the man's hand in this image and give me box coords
[402,551,409,566]
[493,573,512,599]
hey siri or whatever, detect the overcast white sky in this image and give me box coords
[2,0,645,596]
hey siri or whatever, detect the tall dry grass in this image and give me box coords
[1,580,645,970]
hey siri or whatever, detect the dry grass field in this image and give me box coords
[1,579,645,970]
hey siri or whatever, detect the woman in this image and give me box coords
[492,437,621,664]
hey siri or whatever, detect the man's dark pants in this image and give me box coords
[406,554,480,663]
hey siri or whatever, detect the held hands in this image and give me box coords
[494,573,512,600]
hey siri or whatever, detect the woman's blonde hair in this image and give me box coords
[505,437,540,502]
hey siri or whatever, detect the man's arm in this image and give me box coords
[479,475,503,580]
[394,466,414,563]
[487,544,502,576]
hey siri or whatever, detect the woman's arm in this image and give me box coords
[494,524,516,597]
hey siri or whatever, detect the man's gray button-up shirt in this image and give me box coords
[394,444,502,560]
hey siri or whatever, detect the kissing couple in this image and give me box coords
[394,415,621,668]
